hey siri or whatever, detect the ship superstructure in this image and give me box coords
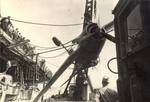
[0,16,51,102]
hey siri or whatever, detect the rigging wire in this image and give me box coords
[35,43,76,51]
[30,44,57,49]
[35,44,76,53]
[10,18,83,27]
[35,44,76,55]
[31,43,64,50]
[39,51,67,58]
[30,39,75,50]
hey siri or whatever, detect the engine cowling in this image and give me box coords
[75,23,106,68]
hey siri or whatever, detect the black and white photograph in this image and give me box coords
[0,0,150,102]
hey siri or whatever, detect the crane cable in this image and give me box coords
[10,18,83,27]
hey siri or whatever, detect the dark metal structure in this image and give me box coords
[113,0,150,102]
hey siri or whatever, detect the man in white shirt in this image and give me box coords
[99,76,118,102]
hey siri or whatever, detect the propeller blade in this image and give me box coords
[102,32,116,43]
[101,21,114,33]
[100,21,116,43]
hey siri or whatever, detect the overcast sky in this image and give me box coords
[1,0,119,92]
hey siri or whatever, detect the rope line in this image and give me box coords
[10,18,83,27]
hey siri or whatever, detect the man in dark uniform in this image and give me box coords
[99,76,118,102]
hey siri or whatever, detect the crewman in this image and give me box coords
[99,76,118,102]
